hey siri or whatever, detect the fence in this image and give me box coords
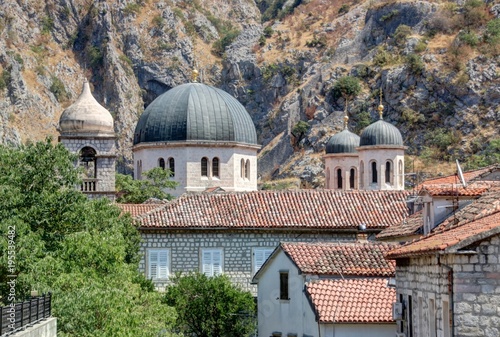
[0,293,52,336]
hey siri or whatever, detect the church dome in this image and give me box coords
[59,82,114,135]
[326,129,360,154]
[133,83,257,145]
[359,120,403,146]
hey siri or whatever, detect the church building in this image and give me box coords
[324,101,406,191]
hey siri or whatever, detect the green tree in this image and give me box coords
[116,167,177,203]
[291,120,310,145]
[0,139,176,336]
[165,273,256,337]
[331,76,362,101]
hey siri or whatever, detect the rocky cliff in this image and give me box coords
[0,0,499,184]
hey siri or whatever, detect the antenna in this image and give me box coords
[456,159,467,188]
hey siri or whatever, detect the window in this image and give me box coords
[158,157,165,169]
[443,300,450,337]
[137,160,142,180]
[429,298,436,337]
[254,248,273,274]
[245,159,250,179]
[326,168,330,188]
[279,271,289,300]
[418,296,423,336]
[168,157,175,177]
[349,168,356,189]
[398,159,404,187]
[148,249,169,280]
[212,157,220,178]
[385,161,392,184]
[337,168,343,189]
[371,161,378,184]
[360,161,364,188]
[408,295,413,337]
[80,146,97,178]
[240,159,245,178]
[201,249,222,277]
[201,157,209,177]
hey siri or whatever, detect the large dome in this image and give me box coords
[359,120,403,146]
[133,83,257,145]
[59,82,114,135]
[326,129,360,154]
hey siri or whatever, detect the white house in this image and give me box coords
[252,242,397,337]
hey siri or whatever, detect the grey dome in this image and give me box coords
[59,82,114,135]
[359,120,403,146]
[326,129,360,154]
[133,83,257,145]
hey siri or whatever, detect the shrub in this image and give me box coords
[405,53,424,75]
[87,45,103,69]
[485,18,500,46]
[459,31,479,47]
[463,0,489,28]
[152,15,164,28]
[380,10,399,22]
[332,76,362,100]
[414,40,427,53]
[263,26,274,38]
[393,24,412,47]
[41,16,54,34]
[372,46,397,66]
[338,4,350,15]
[50,76,69,102]
[0,68,11,90]
[212,23,240,56]
[305,34,327,48]
[401,107,425,126]
[123,2,141,15]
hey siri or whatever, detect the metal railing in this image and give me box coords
[0,293,52,336]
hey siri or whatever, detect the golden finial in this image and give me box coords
[191,69,199,83]
[343,115,349,130]
[378,90,384,120]
[344,98,349,130]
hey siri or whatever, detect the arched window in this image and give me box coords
[245,159,250,179]
[337,168,343,189]
[80,146,97,179]
[212,157,220,178]
[240,159,245,178]
[359,161,364,189]
[326,168,330,189]
[371,161,378,184]
[158,158,165,169]
[350,168,356,189]
[385,160,393,185]
[137,160,142,180]
[201,157,208,177]
[398,159,404,187]
[168,157,175,177]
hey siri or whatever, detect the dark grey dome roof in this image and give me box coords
[359,120,403,146]
[326,129,360,154]
[133,83,257,145]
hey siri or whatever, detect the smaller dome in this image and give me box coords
[326,129,360,154]
[59,82,114,135]
[359,120,403,146]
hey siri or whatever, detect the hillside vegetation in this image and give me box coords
[0,0,499,186]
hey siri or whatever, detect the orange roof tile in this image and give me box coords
[420,184,490,197]
[386,210,500,258]
[417,166,495,187]
[377,210,423,239]
[136,190,409,230]
[282,242,396,276]
[306,278,396,323]
[117,203,167,218]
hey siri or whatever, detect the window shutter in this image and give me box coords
[149,250,168,279]
[149,251,158,279]
[213,250,222,276]
[254,249,273,273]
[202,250,212,276]
[158,251,169,279]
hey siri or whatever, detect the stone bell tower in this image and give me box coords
[58,81,116,200]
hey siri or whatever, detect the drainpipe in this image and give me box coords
[438,255,454,336]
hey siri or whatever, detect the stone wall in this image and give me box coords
[140,230,356,294]
[394,234,500,337]
[12,317,57,337]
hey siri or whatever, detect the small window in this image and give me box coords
[168,157,175,177]
[148,249,169,280]
[337,168,343,189]
[254,248,273,274]
[398,159,404,187]
[201,157,209,177]
[202,249,222,277]
[137,160,142,180]
[385,160,393,184]
[158,158,165,169]
[212,157,220,178]
[349,168,355,189]
[245,159,250,179]
[326,168,330,188]
[371,161,378,184]
[80,146,97,178]
[359,161,364,188]
[240,159,245,178]
[280,271,289,300]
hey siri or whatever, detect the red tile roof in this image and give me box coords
[420,184,490,197]
[282,242,396,276]
[386,210,500,259]
[117,203,167,218]
[306,278,396,323]
[135,190,409,230]
[417,166,495,187]
[377,210,423,239]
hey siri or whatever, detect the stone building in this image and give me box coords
[252,242,397,337]
[58,81,116,199]
[120,189,409,294]
[324,103,406,191]
[385,185,500,337]
[132,72,260,197]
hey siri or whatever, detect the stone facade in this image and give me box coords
[394,234,500,337]
[139,230,356,294]
[133,142,258,197]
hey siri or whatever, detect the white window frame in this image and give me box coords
[201,248,223,277]
[253,248,273,274]
[147,249,169,280]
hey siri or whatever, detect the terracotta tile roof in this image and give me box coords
[386,210,500,259]
[136,190,410,230]
[281,242,396,276]
[420,184,490,197]
[306,278,396,323]
[417,166,495,187]
[117,203,167,218]
[377,210,423,239]
[435,186,500,231]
